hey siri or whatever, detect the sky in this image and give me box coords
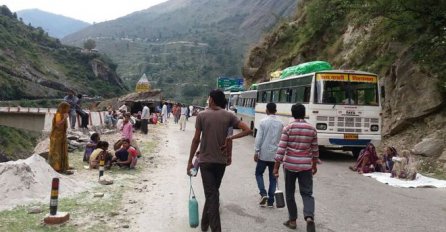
[0,0,168,23]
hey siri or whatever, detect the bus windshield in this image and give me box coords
[315,74,379,106]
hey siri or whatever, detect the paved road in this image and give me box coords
[132,118,446,232]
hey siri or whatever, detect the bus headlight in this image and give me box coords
[316,123,327,130]
[371,125,379,131]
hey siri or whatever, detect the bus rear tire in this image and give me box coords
[253,128,257,137]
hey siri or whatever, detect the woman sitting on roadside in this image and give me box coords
[83,133,100,162]
[112,139,138,169]
[382,146,397,172]
[349,143,379,173]
[89,141,112,169]
[391,150,417,180]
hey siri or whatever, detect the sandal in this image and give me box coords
[306,217,316,232]
[283,220,297,229]
[348,166,357,171]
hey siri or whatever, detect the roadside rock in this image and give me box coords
[438,150,446,162]
[412,138,444,157]
[94,192,105,198]
[27,206,42,214]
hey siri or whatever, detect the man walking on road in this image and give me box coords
[187,89,252,232]
[273,103,318,232]
[254,103,283,208]
[140,104,150,134]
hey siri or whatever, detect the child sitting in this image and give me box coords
[89,141,113,169]
[391,150,417,180]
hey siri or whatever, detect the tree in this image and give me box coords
[83,39,96,51]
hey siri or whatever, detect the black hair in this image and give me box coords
[291,103,305,119]
[209,89,226,108]
[266,102,277,114]
[77,94,83,99]
[90,133,100,141]
[97,141,109,149]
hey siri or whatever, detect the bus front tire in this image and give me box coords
[352,148,362,159]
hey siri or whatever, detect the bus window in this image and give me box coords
[303,86,311,103]
[279,89,288,103]
[294,86,305,102]
[272,90,280,102]
[266,91,272,102]
[286,89,293,102]
[261,92,267,102]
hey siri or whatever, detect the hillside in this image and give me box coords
[62,0,297,105]
[0,5,126,101]
[243,0,446,171]
[17,9,90,39]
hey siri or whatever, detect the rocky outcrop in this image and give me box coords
[91,59,126,89]
[382,50,445,136]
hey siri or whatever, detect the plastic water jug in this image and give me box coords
[189,195,199,228]
[189,177,199,228]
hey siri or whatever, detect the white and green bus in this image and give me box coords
[255,70,381,157]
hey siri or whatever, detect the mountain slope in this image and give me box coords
[243,0,446,167]
[62,0,298,104]
[0,5,126,100]
[17,9,90,39]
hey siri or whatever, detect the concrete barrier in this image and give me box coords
[0,107,107,132]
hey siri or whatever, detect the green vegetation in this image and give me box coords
[0,126,39,161]
[0,138,158,231]
[0,5,126,101]
[62,0,298,105]
[246,0,446,91]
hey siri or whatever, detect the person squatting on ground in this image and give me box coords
[48,102,73,175]
[187,89,252,232]
[64,90,78,130]
[391,150,417,180]
[84,133,100,162]
[119,113,140,155]
[349,143,379,173]
[254,102,283,208]
[89,141,113,169]
[273,103,318,231]
[113,139,138,169]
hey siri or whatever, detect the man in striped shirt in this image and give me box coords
[273,103,318,232]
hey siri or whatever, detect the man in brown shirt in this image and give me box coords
[187,89,251,232]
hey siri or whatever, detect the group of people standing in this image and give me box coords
[187,89,318,232]
[63,90,89,130]
[172,103,190,131]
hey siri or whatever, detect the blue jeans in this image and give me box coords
[255,160,276,204]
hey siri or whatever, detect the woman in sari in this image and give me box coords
[349,143,379,173]
[48,102,72,174]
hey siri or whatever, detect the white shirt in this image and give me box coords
[254,115,284,162]
[141,106,150,120]
[162,105,167,115]
[181,107,188,115]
